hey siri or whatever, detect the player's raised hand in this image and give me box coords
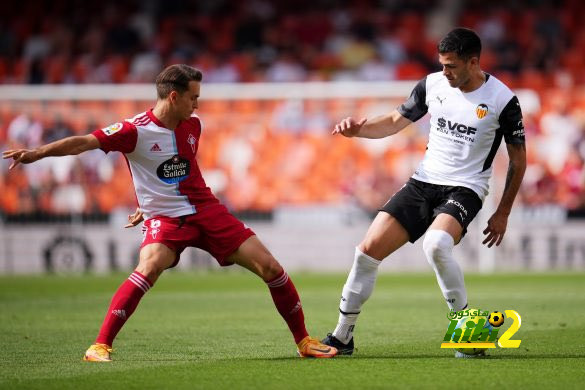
[124,208,144,228]
[2,149,40,170]
[332,117,367,137]
[482,211,508,248]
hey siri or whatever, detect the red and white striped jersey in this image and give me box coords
[92,109,218,219]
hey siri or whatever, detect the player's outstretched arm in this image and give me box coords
[332,109,412,139]
[2,134,100,170]
[482,143,527,248]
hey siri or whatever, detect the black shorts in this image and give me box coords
[380,178,483,243]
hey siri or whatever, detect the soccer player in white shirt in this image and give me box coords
[321,28,526,357]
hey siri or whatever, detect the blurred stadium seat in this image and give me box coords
[0,0,583,216]
[1,1,584,274]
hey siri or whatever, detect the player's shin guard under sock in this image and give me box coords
[95,271,152,346]
[423,230,467,311]
[266,271,308,344]
[333,247,380,344]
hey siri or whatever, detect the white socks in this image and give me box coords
[332,231,466,344]
[423,230,467,311]
[332,247,380,344]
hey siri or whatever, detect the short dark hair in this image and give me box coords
[438,28,482,61]
[155,64,203,99]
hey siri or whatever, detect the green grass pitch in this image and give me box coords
[1,272,584,389]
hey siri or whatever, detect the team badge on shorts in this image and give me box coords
[101,122,124,136]
[149,219,161,239]
[476,104,488,119]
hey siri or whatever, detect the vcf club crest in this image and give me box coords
[476,104,488,119]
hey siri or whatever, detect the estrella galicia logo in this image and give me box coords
[157,155,190,184]
[476,104,488,119]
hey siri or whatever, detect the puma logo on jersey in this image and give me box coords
[437,117,477,135]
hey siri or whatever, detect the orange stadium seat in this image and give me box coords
[113,100,139,120]
[0,188,20,214]
[11,59,28,83]
[108,56,130,84]
[46,57,67,84]
[395,62,428,81]
[0,58,7,81]
[519,69,553,91]
[233,99,260,119]
[202,100,230,116]
[560,49,585,84]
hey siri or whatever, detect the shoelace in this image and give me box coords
[305,338,329,349]
[307,338,321,346]
[94,345,113,356]
[324,333,356,352]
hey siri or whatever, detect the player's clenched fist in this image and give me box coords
[332,117,367,137]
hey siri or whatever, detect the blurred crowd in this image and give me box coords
[1,0,585,216]
[1,91,584,215]
[0,0,584,87]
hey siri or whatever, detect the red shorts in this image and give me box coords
[140,203,255,267]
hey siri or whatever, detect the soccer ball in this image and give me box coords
[453,311,494,356]
[488,311,505,327]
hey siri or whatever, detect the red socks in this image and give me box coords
[266,271,309,344]
[96,271,152,346]
[95,270,308,346]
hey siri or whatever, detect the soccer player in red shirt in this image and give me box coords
[3,64,337,361]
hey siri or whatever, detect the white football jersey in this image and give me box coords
[398,71,525,200]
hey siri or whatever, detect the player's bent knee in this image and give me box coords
[137,244,176,278]
[136,259,166,281]
[357,241,385,261]
[136,253,176,281]
[422,239,440,260]
[422,230,454,265]
[258,254,283,281]
[229,239,283,280]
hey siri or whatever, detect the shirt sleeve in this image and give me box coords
[397,77,428,122]
[498,96,525,144]
[91,121,138,153]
